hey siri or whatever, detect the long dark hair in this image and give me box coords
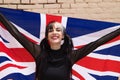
[41,21,73,53]
[36,21,74,79]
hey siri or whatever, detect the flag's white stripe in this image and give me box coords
[0,52,16,62]
[0,52,35,66]
[0,26,8,43]
[0,24,2,35]
[73,25,120,46]
[1,21,45,48]
[74,39,120,52]
[39,13,46,43]
[11,22,40,43]
[39,15,68,43]
[88,52,120,61]
[0,38,3,42]
[72,75,80,80]
[1,23,38,48]
[0,61,35,69]
[61,16,68,29]
[94,40,120,51]
[0,62,35,79]
[72,64,96,80]
[0,52,36,79]
[0,61,35,70]
[0,26,23,48]
[73,64,120,79]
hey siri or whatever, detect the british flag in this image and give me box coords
[0,7,120,80]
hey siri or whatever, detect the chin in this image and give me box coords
[50,41,61,44]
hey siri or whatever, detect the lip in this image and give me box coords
[51,35,59,40]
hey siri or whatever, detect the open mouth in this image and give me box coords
[51,36,59,40]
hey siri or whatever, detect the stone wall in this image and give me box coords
[0,0,120,22]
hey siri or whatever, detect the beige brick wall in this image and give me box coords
[0,0,120,23]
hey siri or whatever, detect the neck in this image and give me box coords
[50,43,61,50]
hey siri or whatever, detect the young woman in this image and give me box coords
[0,13,120,80]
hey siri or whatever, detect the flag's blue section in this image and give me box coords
[90,74,118,80]
[66,17,120,38]
[95,45,120,56]
[2,73,35,80]
[0,7,41,38]
[0,35,9,43]
[0,57,11,63]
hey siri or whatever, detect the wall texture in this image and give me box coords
[0,0,120,23]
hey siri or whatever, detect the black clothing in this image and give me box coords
[0,13,120,80]
[39,49,71,80]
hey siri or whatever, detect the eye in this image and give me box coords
[56,28,62,32]
[48,28,53,32]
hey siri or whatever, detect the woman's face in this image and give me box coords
[47,22,64,45]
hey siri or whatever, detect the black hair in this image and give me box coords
[36,21,74,79]
[40,21,73,53]
[45,21,66,38]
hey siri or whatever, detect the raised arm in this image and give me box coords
[0,13,40,58]
[71,26,120,64]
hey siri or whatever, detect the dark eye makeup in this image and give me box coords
[48,27,62,32]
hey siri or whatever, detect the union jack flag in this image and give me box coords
[0,7,120,80]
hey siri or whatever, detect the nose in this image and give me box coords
[52,29,57,33]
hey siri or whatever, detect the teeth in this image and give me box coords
[52,36,58,39]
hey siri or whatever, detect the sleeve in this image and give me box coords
[71,26,120,64]
[0,13,40,58]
